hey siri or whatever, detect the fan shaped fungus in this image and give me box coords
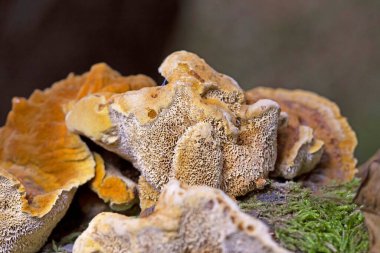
[66,51,282,209]
[73,180,290,253]
[245,87,357,183]
[0,63,154,252]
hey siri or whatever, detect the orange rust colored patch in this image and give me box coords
[0,63,154,217]
[255,178,267,189]
[246,87,357,184]
[246,225,255,232]
[91,154,136,205]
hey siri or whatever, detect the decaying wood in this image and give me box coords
[355,149,380,253]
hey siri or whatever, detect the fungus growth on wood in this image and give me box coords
[246,87,357,183]
[73,180,290,253]
[0,63,154,252]
[66,51,284,210]
[0,51,363,253]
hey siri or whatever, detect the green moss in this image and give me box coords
[239,179,369,253]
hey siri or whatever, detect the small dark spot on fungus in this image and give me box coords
[151,93,158,98]
[235,117,241,127]
[223,206,231,215]
[205,200,214,210]
[97,103,106,111]
[189,70,205,83]
[238,222,244,231]
[246,225,255,232]
[147,109,157,119]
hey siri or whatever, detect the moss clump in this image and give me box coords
[239,179,369,253]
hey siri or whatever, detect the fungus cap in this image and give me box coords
[246,87,357,183]
[66,51,281,208]
[0,63,154,252]
[273,125,324,179]
[0,168,75,253]
[73,180,290,253]
[159,50,243,94]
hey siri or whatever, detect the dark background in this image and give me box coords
[0,0,379,163]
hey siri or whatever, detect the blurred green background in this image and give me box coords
[0,0,379,163]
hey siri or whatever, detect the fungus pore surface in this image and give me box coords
[66,51,282,209]
[73,180,290,253]
[0,63,154,253]
[246,87,357,183]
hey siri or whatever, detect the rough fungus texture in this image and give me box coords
[246,87,357,183]
[0,63,154,253]
[66,51,282,209]
[137,176,160,211]
[73,180,290,253]
[0,169,75,253]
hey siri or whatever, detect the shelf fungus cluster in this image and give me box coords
[245,87,357,183]
[73,180,290,253]
[0,50,359,253]
[66,51,357,211]
[0,64,154,253]
[66,51,283,210]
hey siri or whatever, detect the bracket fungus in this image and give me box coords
[0,63,154,252]
[245,87,357,183]
[66,51,282,209]
[73,180,290,253]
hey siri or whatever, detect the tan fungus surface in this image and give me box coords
[66,51,282,208]
[73,180,290,253]
[0,63,154,253]
[246,87,357,183]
